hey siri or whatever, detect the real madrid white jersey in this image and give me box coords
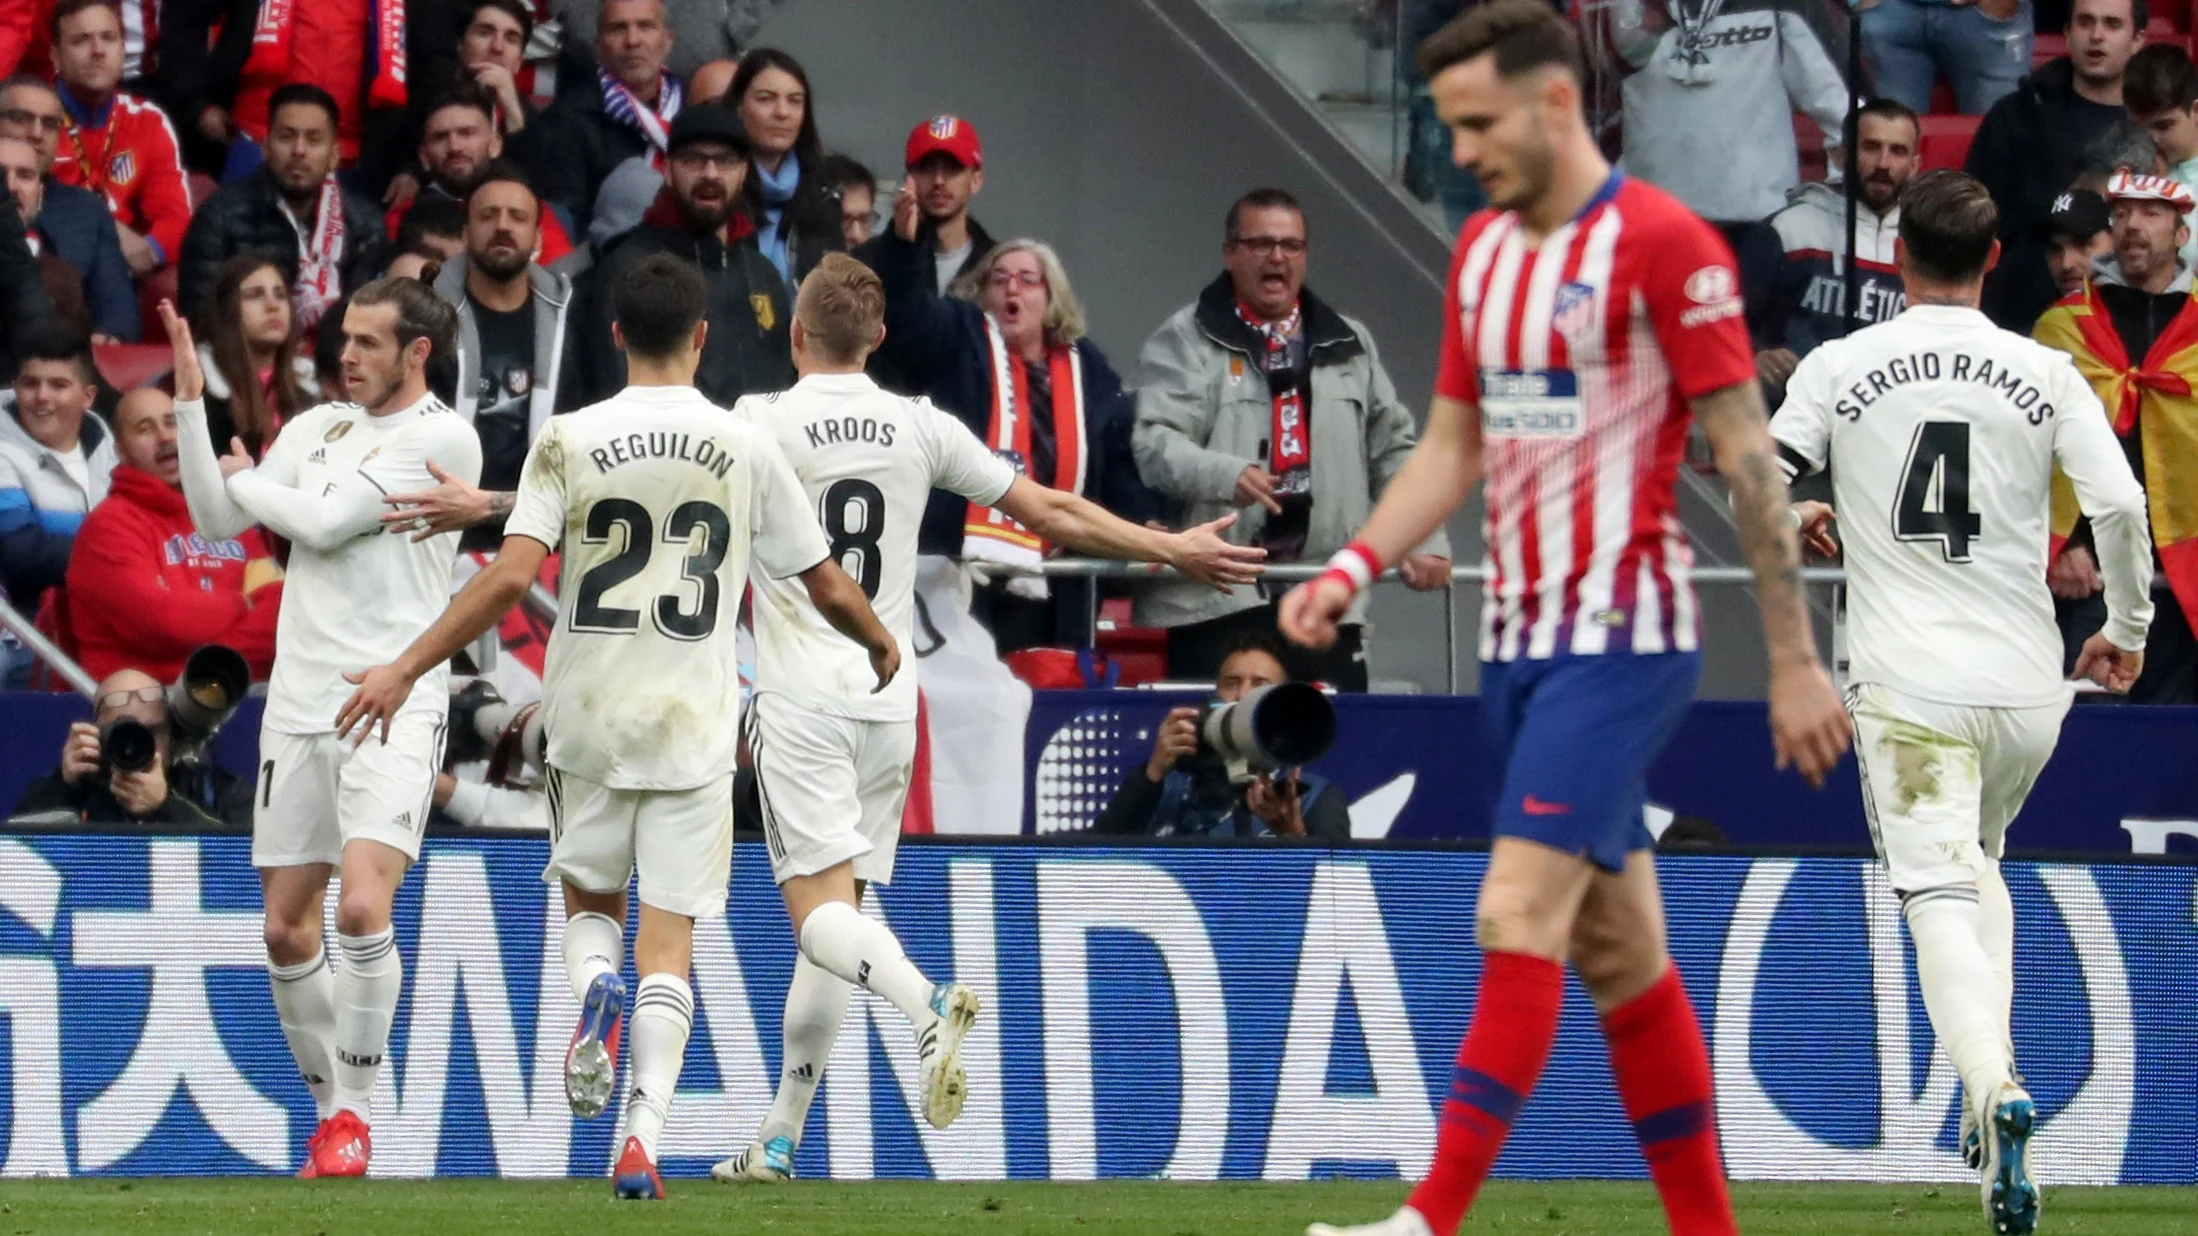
[735,373,1015,722]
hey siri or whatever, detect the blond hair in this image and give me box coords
[951,238,1087,347]
[795,252,887,365]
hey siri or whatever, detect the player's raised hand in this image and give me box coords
[157,300,205,402]
[383,461,494,540]
[1279,574,1352,651]
[1168,513,1266,592]
[1768,660,1851,789]
[2071,632,2144,693]
[1792,500,1840,560]
[335,664,416,747]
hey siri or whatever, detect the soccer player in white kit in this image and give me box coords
[1768,171,2155,1236]
[160,282,485,1178]
[710,253,1266,1184]
[335,253,902,1200]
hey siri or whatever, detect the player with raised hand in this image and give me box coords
[161,282,484,1179]
[710,252,1265,1185]
[1283,5,1850,1235]
[1771,169,2154,1236]
[333,253,900,1201]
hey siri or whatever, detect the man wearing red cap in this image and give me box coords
[2033,168,2198,702]
[898,113,991,294]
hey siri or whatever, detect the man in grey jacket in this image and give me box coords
[404,165,576,552]
[1133,188,1449,691]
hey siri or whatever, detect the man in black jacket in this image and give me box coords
[534,0,681,239]
[1968,0,2147,330]
[0,158,55,379]
[176,84,384,328]
[560,103,790,408]
[9,668,253,829]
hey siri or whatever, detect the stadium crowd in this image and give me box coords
[1,0,2193,758]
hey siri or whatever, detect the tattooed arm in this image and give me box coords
[379,463,515,540]
[1692,379,1852,787]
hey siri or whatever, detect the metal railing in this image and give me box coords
[0,595,98,698]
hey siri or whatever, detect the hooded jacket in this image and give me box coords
[63,463,282,683]
[0,401,115,608]
[1130,274,1447,630]
[559,189,792,409]
[1767,182,1906,357]
[1970,58,2133,330]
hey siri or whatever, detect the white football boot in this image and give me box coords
[917,982,980,1130]
[1307,1207,1437,1236]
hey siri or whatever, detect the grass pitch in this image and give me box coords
[0,1179,2193,1235]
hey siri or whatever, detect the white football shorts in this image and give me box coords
[743,693,916,886]
[1845,681,2069,894]
[253,711,447,868]
[540,764,734,918]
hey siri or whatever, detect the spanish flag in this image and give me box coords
[2033,282,2198,633]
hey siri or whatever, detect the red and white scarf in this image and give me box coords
[283,177,346,332]
[963,316,1086,592]
[244,0,408,109]
[1237,299,1310,486]
[598,65,683,170]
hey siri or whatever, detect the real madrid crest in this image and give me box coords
[324,421,354,442]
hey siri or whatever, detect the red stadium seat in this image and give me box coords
[2160,0,2193,32]
[1795,111,1829,182]
[136,264,179,342]
[1095,597,1166,687]
[2033,33,2067,67]
[187,171,216,209]
[93,343,172,391]
[1930,81,1958,114]
[1919,114,1983,172]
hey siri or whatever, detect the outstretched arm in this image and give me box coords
[1693,378,1851,785]
[991,477,1265,591]
[334,535,549,744]
[796,558,900,692]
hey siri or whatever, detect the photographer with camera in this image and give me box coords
[11,665,253,827]
[1094,632,1349,840]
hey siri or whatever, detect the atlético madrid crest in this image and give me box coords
[107,151,135,185]
[751,294,776,332]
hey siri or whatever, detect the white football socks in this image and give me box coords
[760,953,853,1147]
[1977,858,2018,1065]
[562,911,624,1004]
[268,951,338,1121]
[799,900,935,1028]
[332,929,403,1121]
[623,973,694,1161]
[1905,888,2014,1108]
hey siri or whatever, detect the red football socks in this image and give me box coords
[1406,950,1565,1235]
[1601,966,1737,1236]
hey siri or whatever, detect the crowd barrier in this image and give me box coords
[0,835,2188,1183]
[8,690,2198,853]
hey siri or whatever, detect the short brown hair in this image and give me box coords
[50,0,120,40]
[349,276,459,362]
[1898,170,1999,283]
[1417,0,1583,83]
[796,252,886,365]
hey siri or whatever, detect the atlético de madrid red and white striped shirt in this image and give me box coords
[1435,173,1756,663]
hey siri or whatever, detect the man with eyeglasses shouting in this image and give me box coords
[561,102,793,410]
[1131,187,1451,691]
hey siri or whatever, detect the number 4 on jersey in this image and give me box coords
[1895,421,1980,563]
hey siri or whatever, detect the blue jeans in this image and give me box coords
[1862,0,2033,115]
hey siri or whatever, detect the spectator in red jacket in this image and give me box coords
[227,0,403,165]
[65,384,280,682]
[49,0,188,275]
